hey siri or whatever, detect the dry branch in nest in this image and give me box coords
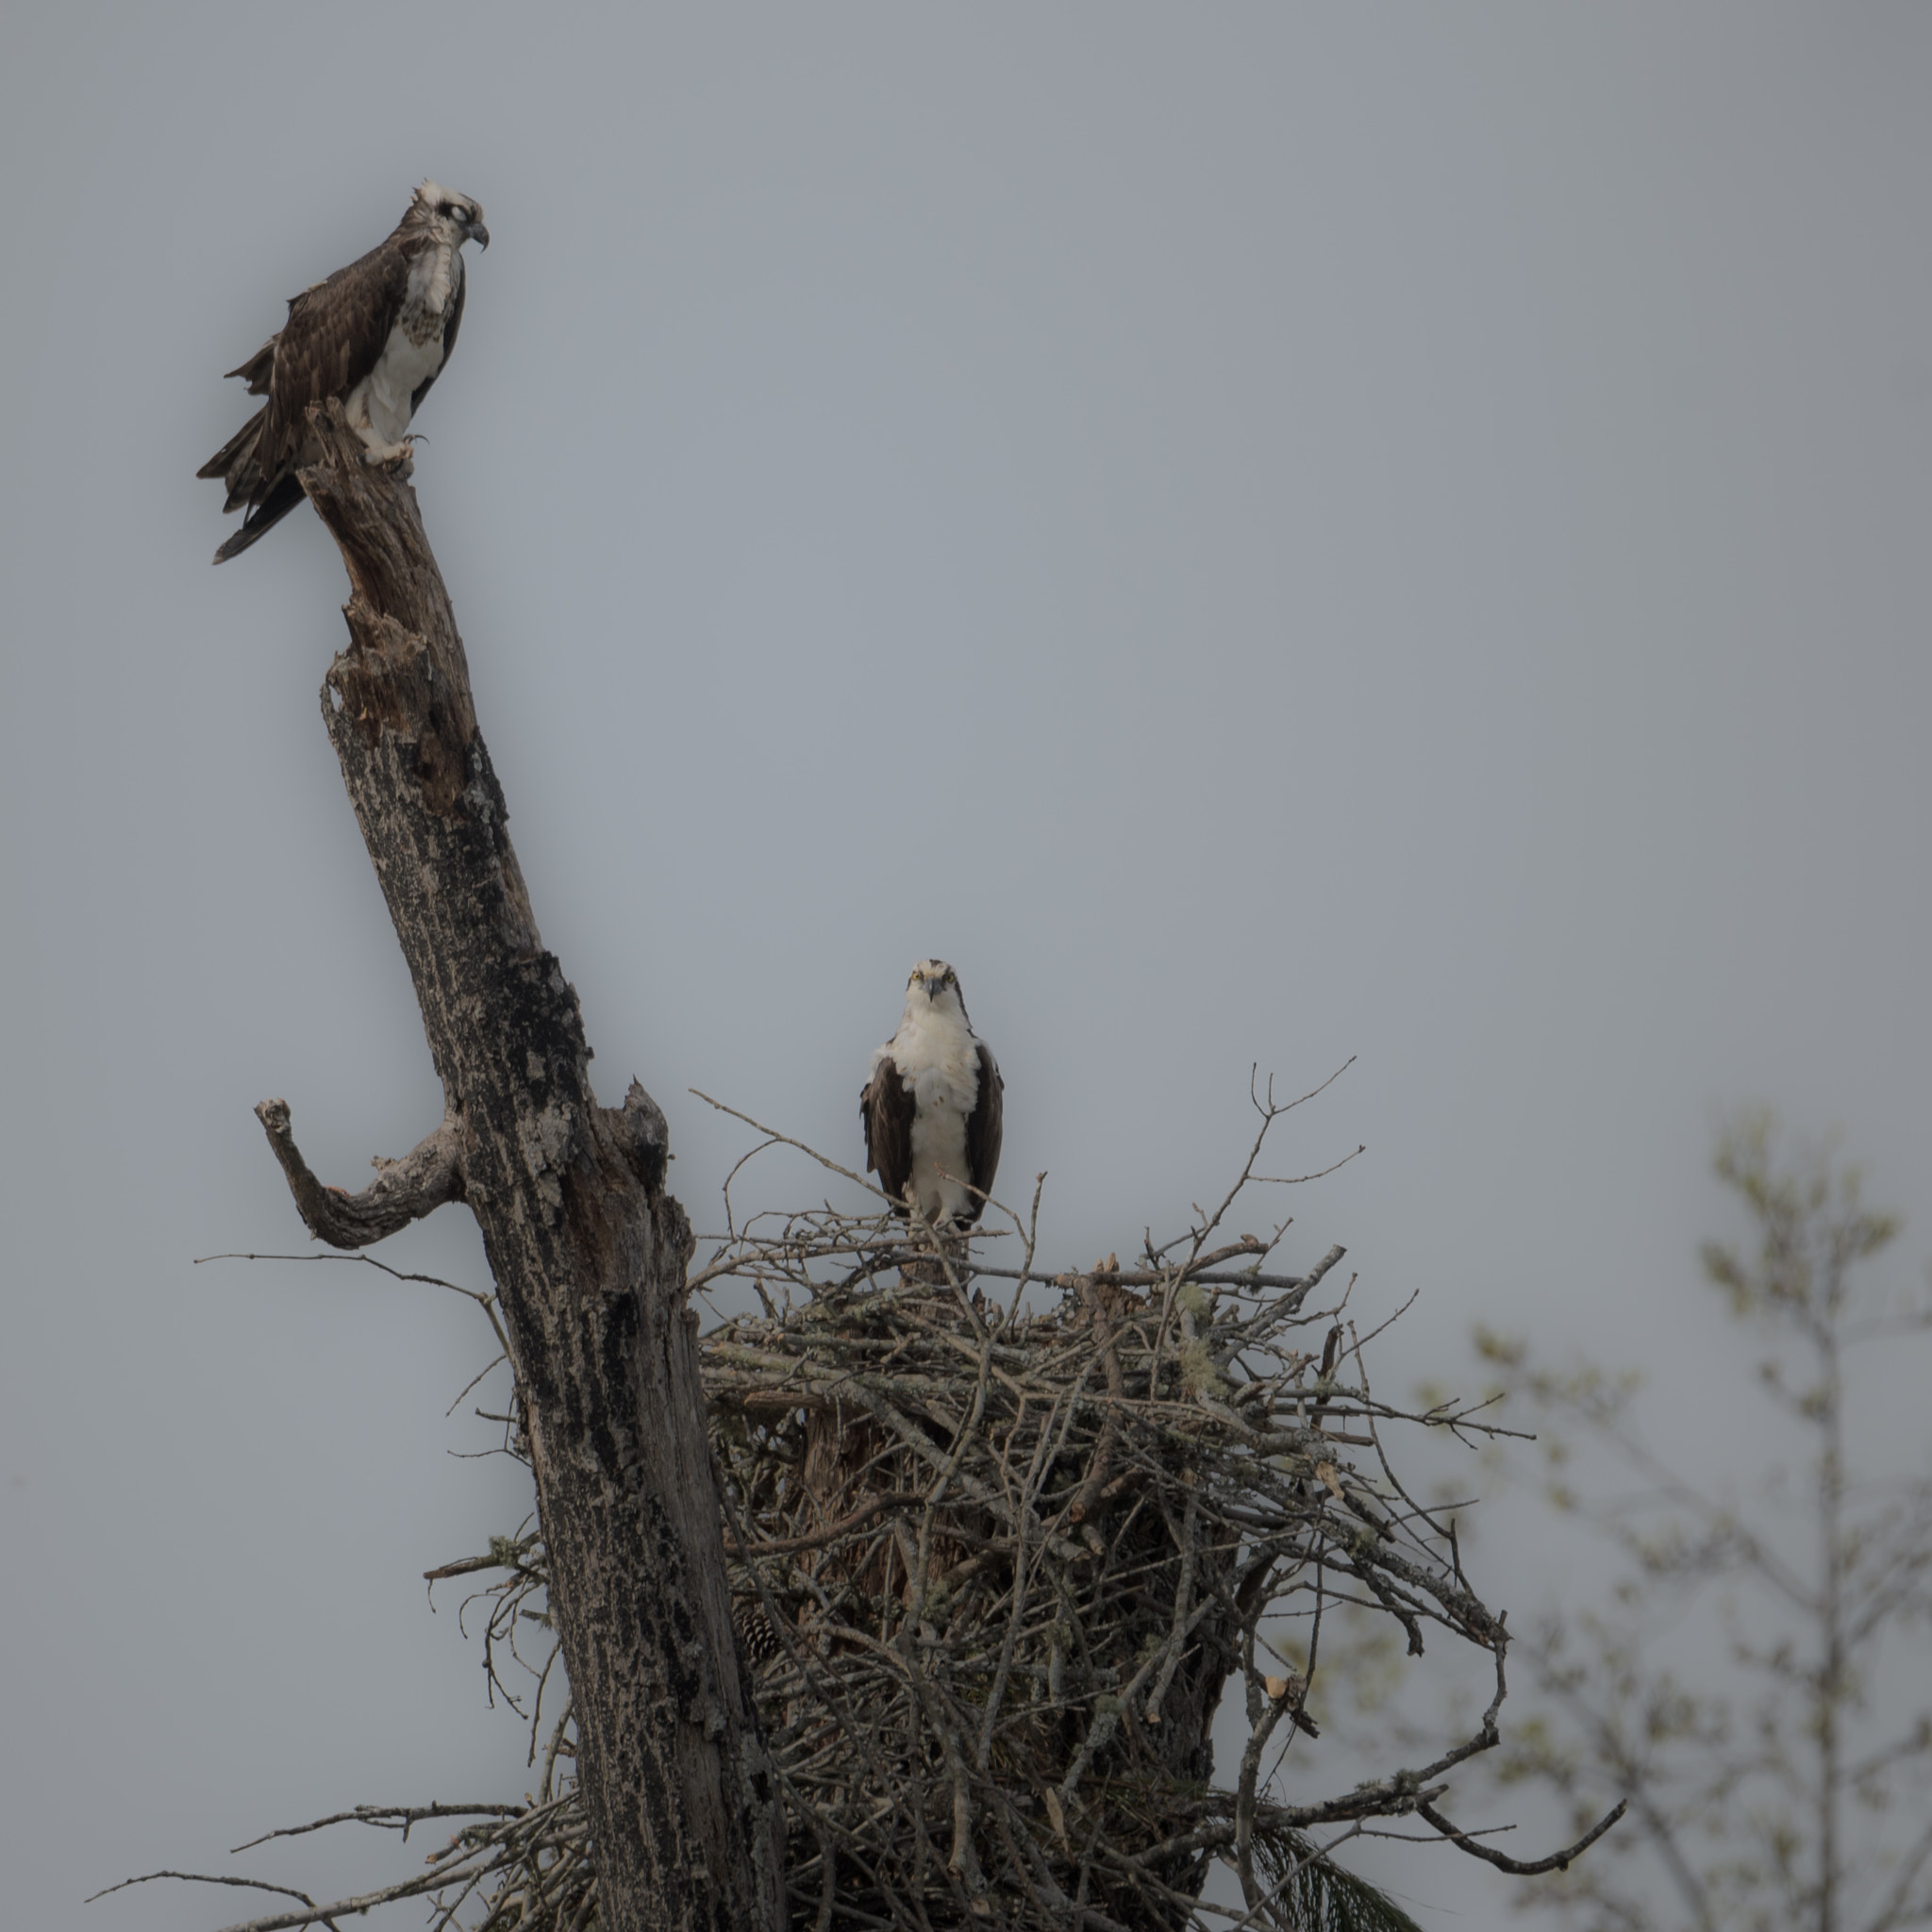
[114,1076,1621,1932]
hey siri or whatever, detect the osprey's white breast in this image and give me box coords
[348,325,445,446]
[344,240,460,450]
[877,1003,983,1223]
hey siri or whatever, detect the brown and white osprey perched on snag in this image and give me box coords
[198,181,489,563]
[862,960,1004,1227]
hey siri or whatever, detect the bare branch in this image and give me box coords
[84,1872,319,1909]
[1416,1795,1628,1875]
[252,1099,462,1249]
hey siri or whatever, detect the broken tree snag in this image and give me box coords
[255,402,782,1932]
[254,1098,462,1247]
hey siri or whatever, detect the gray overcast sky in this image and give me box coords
[4,6,1929,1925]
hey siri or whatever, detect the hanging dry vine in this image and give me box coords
[98,1072,1621,1931]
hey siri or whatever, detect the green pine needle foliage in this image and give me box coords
[1256,1829,1425,1932]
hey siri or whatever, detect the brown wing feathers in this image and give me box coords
[225,339,278,395]
[200,238,413,562]
[256,244,410,482]
[964,1043,1004,1217]
[861,1058,917,1215]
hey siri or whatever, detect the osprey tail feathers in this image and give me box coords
[197,406,267,510]
[210,472,307,565]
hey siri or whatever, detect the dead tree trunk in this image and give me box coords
[255,404,782,1932]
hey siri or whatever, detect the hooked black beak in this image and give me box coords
[924,979,940,1000]
[469,221,491,251]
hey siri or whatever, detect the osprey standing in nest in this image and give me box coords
[862,960,1004,1227]
[198,180,489,563]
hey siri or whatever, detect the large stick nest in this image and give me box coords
[704,1211,1457,1932]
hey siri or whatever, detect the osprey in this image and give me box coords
[198,180,489,563]
[861,960,1004,1227]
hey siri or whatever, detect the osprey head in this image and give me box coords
[907,959,969,1022]
[411,180,490,250]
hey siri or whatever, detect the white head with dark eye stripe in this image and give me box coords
[907,958,970,1024]
[410,179,490,250]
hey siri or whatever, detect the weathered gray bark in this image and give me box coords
[257,404,782,1932]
